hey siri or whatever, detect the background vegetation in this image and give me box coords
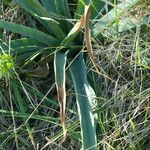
[0,0,150,150]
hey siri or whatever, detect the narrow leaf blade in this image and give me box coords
[69,53,97,149]
[54,51,68,143]
[15,0,66,40]
[0,20,59,46]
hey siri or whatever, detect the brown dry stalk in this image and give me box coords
[57,86,67,143]
[84,5,112,80]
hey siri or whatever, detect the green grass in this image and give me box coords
[0,0,150,150]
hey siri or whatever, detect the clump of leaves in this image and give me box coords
[0,53,14,77]
[0,0,149,149]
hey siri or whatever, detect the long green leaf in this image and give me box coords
[0,20,59,46]
[0,109,59,124]
[54,51,68,143]
[0,38,45,51]
[15,0,66,40]
[69,53,97,150]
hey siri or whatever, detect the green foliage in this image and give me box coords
[0,20,59,46]
[0,0,149,149]
[69,53,97,149]
[0,54,14,77]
